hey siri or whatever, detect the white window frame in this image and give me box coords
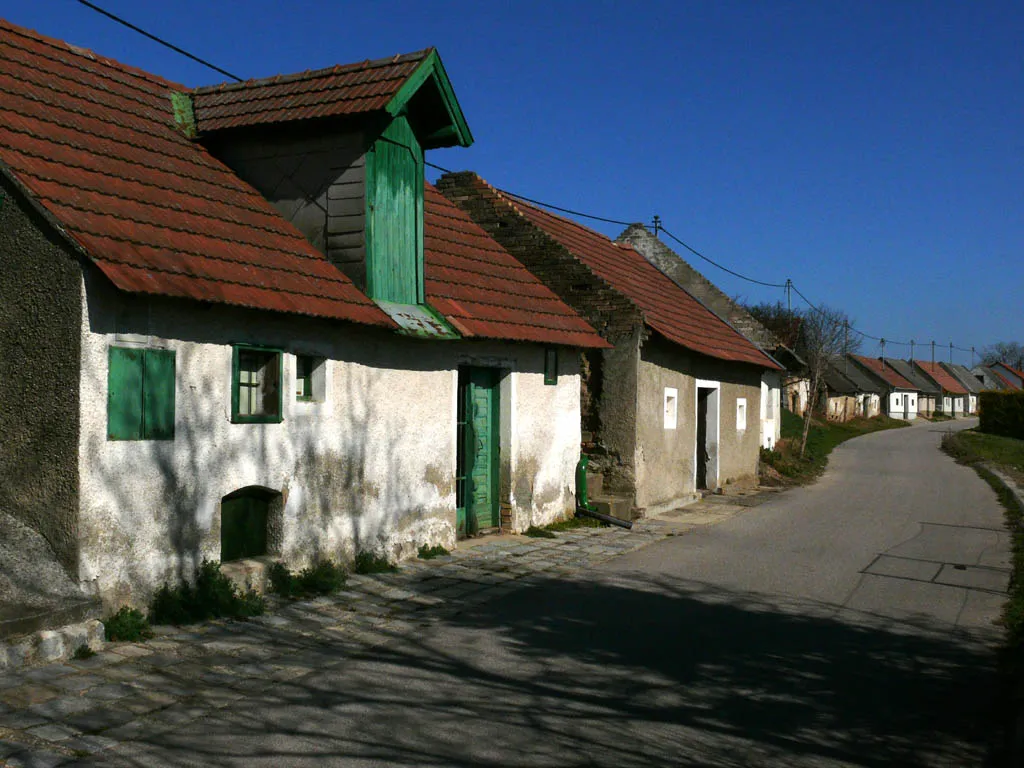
[664,387,678,430]
[736,398,747,431]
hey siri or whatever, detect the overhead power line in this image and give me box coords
[658,227,788,289]
[75,0,243,82]
[69,10,979,362]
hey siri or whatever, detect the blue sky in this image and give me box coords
[4,0,1021,365]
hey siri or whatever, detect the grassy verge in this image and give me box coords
[941,429,1024,764]
[760,408,910,485]
[941,429,1024,644]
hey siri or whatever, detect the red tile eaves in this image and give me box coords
[850,355,916,390]
[0,19,392,329]
[914,361,968,394]
[461,178,778,369]
[424,184,607,349]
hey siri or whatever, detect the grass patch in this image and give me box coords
[71,643,96,660]
[929,413,954,422]
[524,525,557,538]
[149,560,264,625]
[417,544,450,560]
[353,551,398,574]
[268,560,346,600]
[761,409,910,484]
[103,606,153,642]
[545,515,605,531]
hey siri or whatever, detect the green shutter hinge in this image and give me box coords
[169,91,197,139]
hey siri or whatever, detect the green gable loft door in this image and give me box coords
[456,368,500,536]
[366,115,424,304]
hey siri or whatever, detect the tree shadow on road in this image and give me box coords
[101,572,1001,768]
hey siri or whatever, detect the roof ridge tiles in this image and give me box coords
[192,48,432,94]
[0,19,183,93]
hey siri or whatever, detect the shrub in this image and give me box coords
[104,606,153,642]
[980,391,1024,440]
[545,516,604,531]
[269,560,346,599]
[149,560,264,625]
[417,544,450,560]
[354,551,397,574]
[72,644,96,660]
[524,526,556,538]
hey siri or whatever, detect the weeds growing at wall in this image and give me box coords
[353,551,397,574]
[268,560,346,599]
[417,544,450,559]
[149,560,264,625]
[103,606,153,642]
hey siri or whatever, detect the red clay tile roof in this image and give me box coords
[850,355,916,389]
[914,361,968,394]
[192,51,431,132]
[424,183,607,348]
[0,20,392,327]
[461,179,778,368]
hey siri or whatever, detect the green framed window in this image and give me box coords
[544,348,558,385]
[107,346,175,441]
[232,346,283,423]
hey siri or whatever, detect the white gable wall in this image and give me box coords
[77,272,581,608]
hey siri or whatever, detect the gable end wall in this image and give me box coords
[0,175,82,574]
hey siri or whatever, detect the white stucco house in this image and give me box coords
[848,356,919,420]
[0,21,607,608]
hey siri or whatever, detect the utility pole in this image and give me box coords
[880,338,886,367]
[949,342,953,364]
[785,279,792,312]
[971,346,975,367]
[651,215,661,238]
[844,320,849,374]
[910,339,915,362]
[931,340,935,366]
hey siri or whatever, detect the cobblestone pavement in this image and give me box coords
[0,521,683,767]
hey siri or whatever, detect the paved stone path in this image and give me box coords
[0,519,697,767]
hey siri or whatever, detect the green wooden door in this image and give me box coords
[456,368,500,535]
[221,493,269,561]
[366,115,424,304]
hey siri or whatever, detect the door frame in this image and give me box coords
[694,379,721,492]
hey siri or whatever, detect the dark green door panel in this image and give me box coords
[221,493,269,562]
[457,367,500,536]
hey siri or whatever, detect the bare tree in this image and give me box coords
[794,305,859,458]
[981,342,1024,370]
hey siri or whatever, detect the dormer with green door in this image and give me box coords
[193,49,472,334]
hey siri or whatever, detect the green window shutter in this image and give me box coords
[108,347,143,440]
[143,349,176,440]
[366,116,424,304]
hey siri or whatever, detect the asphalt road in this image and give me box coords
[109,418,1009,768]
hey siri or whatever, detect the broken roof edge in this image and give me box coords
[616,222,782,351]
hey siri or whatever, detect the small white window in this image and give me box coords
[736,398,747,431]
[663,387,678,430]
[295,354,327,403]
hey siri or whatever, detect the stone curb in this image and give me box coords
[0,620,105,674]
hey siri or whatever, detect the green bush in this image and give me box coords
[980,391,1024,440]
[104,606,153,642]
[149,560,264,625]
[417,544,450,560]
[269,560,346,599]
[354,551,397,574]
[545,516,605,531]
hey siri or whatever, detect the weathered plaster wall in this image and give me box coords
[826,395,860,422]
[589,330,641,495]
[634,335,763,510]
[77,271,581,607]
[0,177,82,574]
[887,390,918,420]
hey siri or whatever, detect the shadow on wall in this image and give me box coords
[80,340,452,607]
[97,573,1000,767]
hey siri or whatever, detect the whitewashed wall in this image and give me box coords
[760,372,782,450]
[888,390,918,420]
[76,273,581,607]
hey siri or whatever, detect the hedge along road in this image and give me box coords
[89,418,1005,768]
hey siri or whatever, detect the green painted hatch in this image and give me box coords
[220,490,270,561]
[456,367,500,536]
